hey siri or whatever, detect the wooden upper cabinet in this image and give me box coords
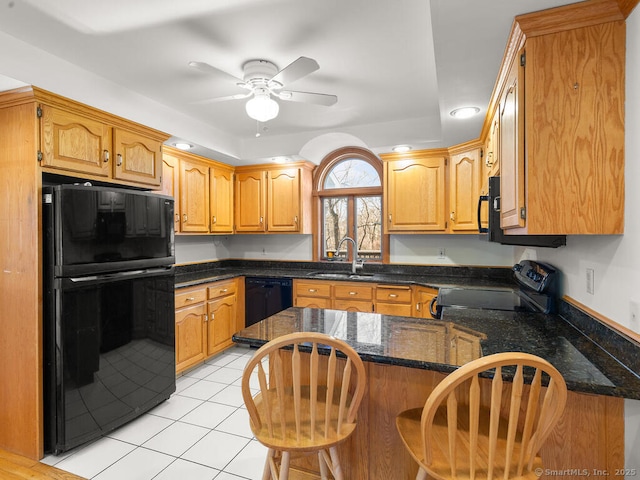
[449,146,481,232]
[40,106,111,177]
[235,170,266,232]
[158,153,180,232]
[496,19,625,235]
[38,96,168,188]
[180,159,210,233]
[112,128,162,186]
[382,151,447,233]
[210,166,234,234]
[499,49,526,231]
[267,168,300,232]
[235,162,314,234]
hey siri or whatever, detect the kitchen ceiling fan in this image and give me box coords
[188,56,337,122]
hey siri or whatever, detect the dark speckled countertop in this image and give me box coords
[175,260,640,400]
[232,306,640,400]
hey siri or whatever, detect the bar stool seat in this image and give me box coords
[396,352,567,480]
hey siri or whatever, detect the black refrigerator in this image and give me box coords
[42,184,176,454]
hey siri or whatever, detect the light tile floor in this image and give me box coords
[42,345,269,480]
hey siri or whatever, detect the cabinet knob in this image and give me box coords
[186,297,195,301]
[211,313,215,320]
[388,214,392,224]
[259,216,264,224]
[204,314,209,322]
[308,288,317,293]
[183,214,188,222]
[294,215,298,225]
[389,294,398,298]
[349,291,357,296]
[103,150,110,163]
[116,153,123,167]
[220,288,228,293]
[450,211,456,222]
[416,302,421,311]
[212,215,217,224]
[175,214,179,223]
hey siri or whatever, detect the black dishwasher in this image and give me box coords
[245,277,293,327]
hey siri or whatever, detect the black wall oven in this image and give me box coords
[43,184,176,454]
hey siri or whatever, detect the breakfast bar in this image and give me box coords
[233,306,636,479]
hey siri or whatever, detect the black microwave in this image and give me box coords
[477,177,566,248]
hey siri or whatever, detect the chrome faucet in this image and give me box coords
[337,236,364,274]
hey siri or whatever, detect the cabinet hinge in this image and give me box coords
[520,52,526,67]
[37,150,43,162]
[520,207,526,219]
[480,148,484,159]
[444,158,448,166]
[36,107,42,118]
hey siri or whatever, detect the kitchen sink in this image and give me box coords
[306,272,375,279]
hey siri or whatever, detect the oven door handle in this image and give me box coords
[477,194,489,233]
[429,296,440,319]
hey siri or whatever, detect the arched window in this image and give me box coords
[313,147,387,263]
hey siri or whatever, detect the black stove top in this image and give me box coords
[433,260,559,317]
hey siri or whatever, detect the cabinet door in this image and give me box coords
[159,153,181,232]
[175,303,206,373]
[235,170,266,232]
[180,159,210,233]
[385,157,446,232]
[449,148,481,232]
[207,294,237,356]
[40,105,111,177]
[267,168,300,232]
[210,167,234,233]
[295,296,332,309]
[499,49,526,230]
[113,128,162,186]
[412,286,438,318]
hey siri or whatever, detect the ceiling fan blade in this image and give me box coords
[190,92,252,105]
[188,61,247,87]
[270,57,319,87]
[278,90,337,106]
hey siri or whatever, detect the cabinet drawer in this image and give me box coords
[175,287,207,307]
[334,283,373,300]
[295,281,332,298]
[376,285,412,303]
[207,279,237,299]
[376,302,413,317]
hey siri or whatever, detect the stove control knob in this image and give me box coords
[513,264,523,272]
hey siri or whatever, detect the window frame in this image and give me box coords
[312,147,389,263]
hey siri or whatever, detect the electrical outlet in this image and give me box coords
[586,268,595,295]
[438,247,446,259]
[631,300,639,328]
[261,248,267,256]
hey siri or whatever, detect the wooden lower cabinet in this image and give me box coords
[175,278,243,374]
[293,279,426,316]
[412,285,438,318]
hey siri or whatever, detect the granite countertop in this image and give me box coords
[232,306,640,400]
[175,261,516,291]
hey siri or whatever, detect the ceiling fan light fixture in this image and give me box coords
[246,93,279,122]
[450,106,480,119]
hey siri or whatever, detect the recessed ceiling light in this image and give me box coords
[450,107,480,119]
[392,145,412,153]
[174,142,193,150]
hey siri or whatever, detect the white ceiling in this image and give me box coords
[0,0,576,165]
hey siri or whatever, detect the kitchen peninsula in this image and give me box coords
[232,304,636,479]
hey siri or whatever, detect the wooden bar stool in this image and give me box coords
[241,332,367,480]
[396,352,567,480]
